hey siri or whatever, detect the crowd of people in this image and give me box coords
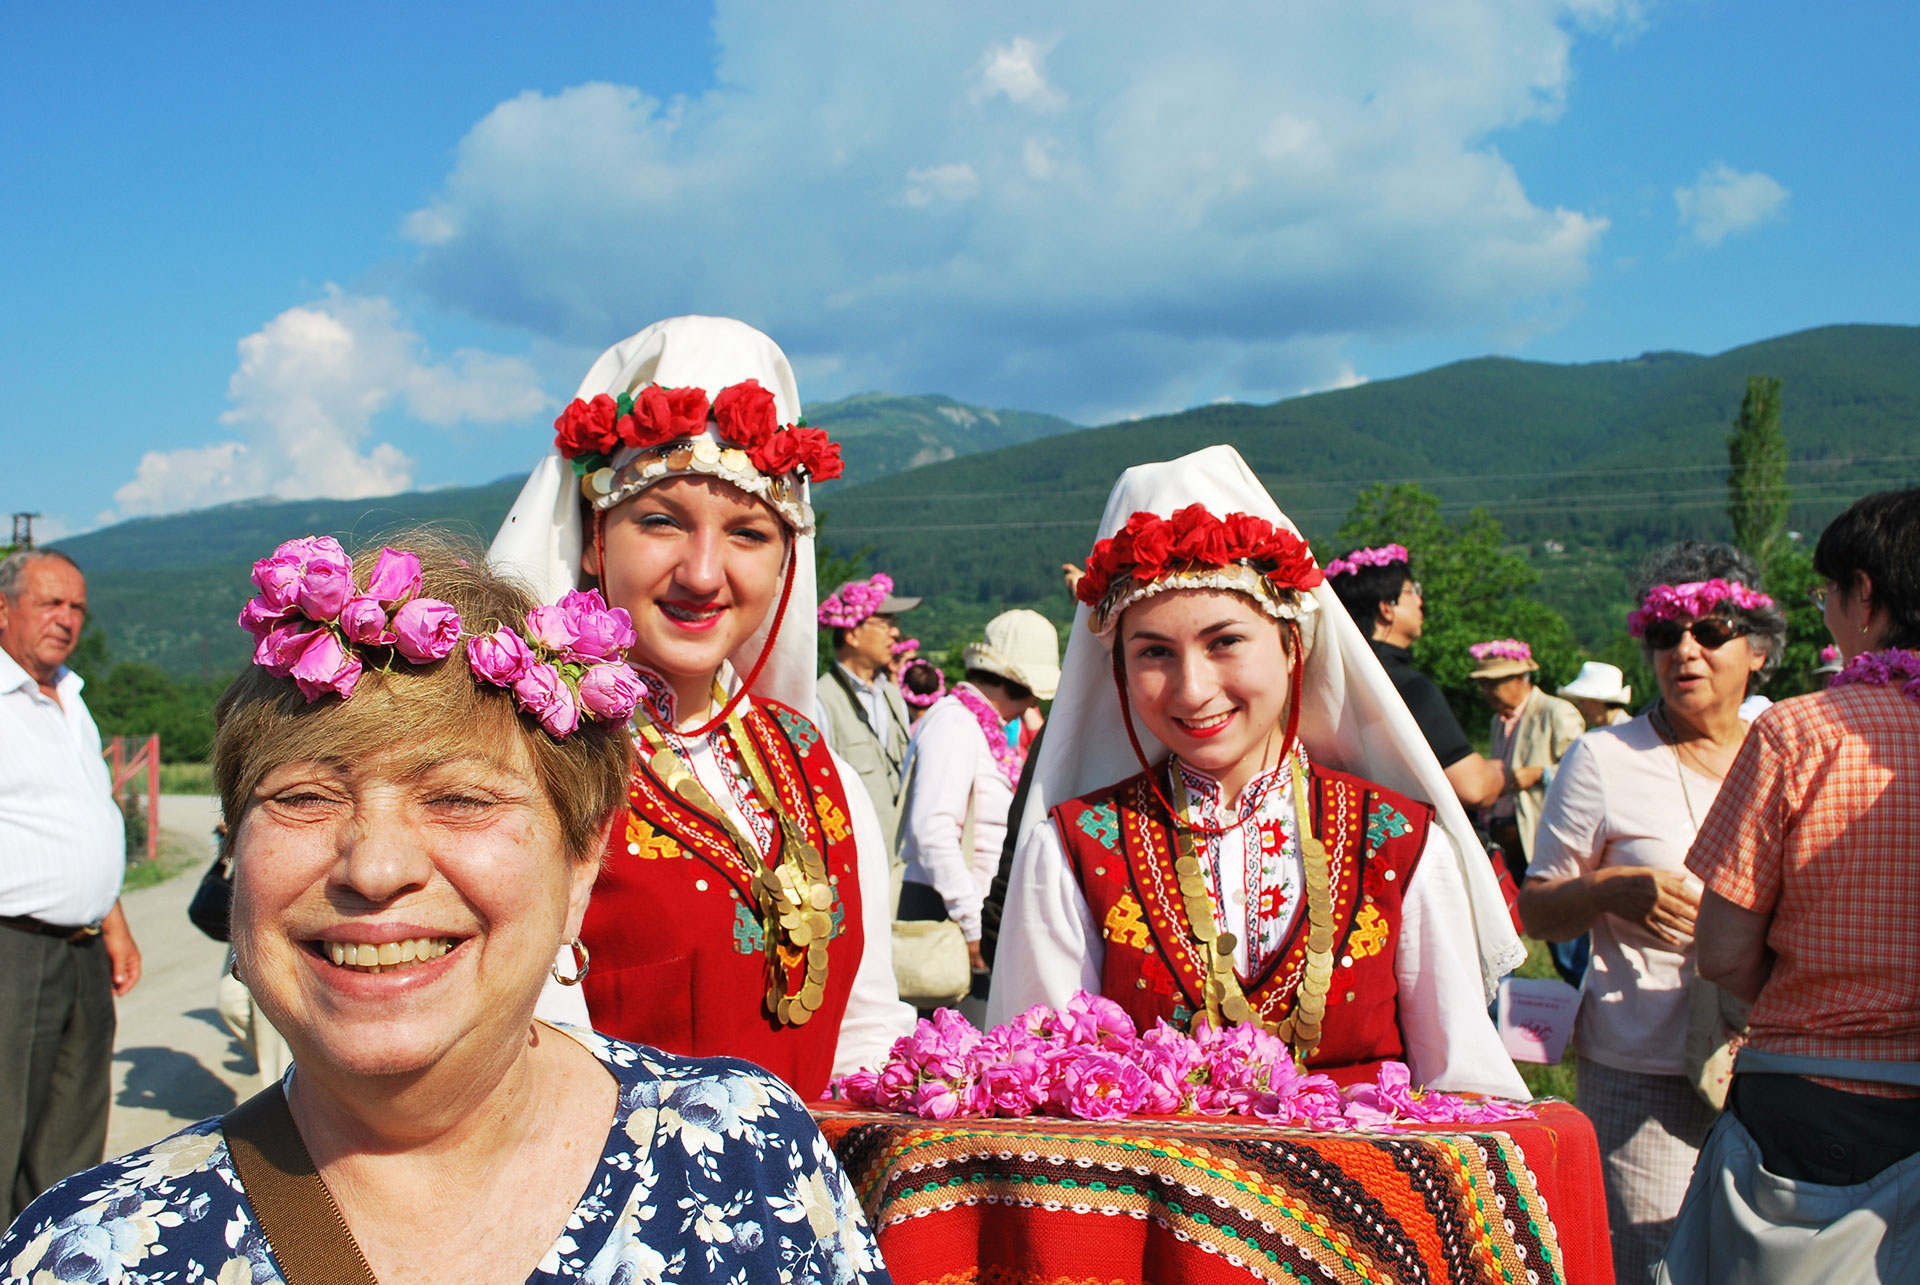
[2,313,1915,1285]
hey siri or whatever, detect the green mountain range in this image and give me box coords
[814,324,1920,647]
[51,324,1920,679]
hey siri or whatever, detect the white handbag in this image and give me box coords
[890,791,974,1009]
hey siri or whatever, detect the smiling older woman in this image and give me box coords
[0,536,886,1285]
[1518,539,1786,1285]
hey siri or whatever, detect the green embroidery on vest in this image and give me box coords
[731,901,766,954]
[1366,801,1411,849]
[769,706,820,756]
[1077,802,1120,851]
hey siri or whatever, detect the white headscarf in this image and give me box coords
[1020,444,1524,997]
[487,316,820,714]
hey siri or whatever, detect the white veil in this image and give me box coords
[1017,444,1524,996]
[486,316,820,714]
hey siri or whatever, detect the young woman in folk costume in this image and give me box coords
[489,316,914,1100]
[988,446,1529,1099]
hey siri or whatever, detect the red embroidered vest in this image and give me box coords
[579,699,863,1101]
[1051,761,1430,1074]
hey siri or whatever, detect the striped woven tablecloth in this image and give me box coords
[813,1100,1610,1285]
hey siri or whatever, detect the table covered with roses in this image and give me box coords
[811,1099,1610,1285]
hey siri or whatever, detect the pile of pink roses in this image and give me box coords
[242,538,462,702]
[833,993,1531,1130]
[468,590,644,736]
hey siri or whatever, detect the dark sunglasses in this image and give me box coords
[1643,617,1748,651]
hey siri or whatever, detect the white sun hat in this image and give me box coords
[963,609,1062,700]
[1557,661,1632,706]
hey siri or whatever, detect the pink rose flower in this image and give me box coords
[468,626,535,686]
[238,595,290,638]
[391,597,461,663]
[559,590,637,662]
[1060,1050,1148,1120]
[909,1080,962,1121]
[289,629,363,702]
[512,662,580,737]
[364,547,423,605]
[286,537,353,622]
[253,622,314,677]
[337,595,393,646]
[833,1068,881,1106]
[577,663,643,722]
[524,603,579,654]
[249,541,310,611]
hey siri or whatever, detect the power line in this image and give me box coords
[818,452,1920,505]
[822,475,1914,537]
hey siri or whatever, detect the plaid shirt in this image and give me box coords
[1687,681,1920,1095]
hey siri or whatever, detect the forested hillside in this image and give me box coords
[51,324,1920,685]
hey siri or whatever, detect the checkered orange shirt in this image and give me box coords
[1687,681,1920,1096]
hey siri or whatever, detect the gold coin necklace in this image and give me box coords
[1171,758,1335,1058]
[636,691,835,1028]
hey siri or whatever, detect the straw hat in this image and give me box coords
[963,609,1061,699]
[1467,638,1539,681]
[1557,661,1632,706]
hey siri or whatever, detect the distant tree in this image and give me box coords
[1727,376,1789,584]
[813,528,874,675]
[1335,483,1580,730]
[1722,376,1827,697]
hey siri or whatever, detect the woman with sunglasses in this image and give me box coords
[988,446,1527,1099]
[1518,540,1786,1285]
[1657,489,1920,1280]
[489,316,914,1102]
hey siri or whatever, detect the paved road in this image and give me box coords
[106,794,262,1158]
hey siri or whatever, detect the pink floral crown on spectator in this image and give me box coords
[240,536,643,738]
[554,378,842,535]
[1626,579,1775,637]
[1323,544,1409,579]
[818,572,897,629]
[1469,638,1533,664]
[892,637,919,657]
[1820,644,1842,664]
[899,659,947,708]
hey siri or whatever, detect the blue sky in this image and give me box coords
[4,1,1914,539]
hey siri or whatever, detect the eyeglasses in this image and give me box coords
[1400,581,1423,601]
[1643,617,1749,651]
[1807,582,1833,610]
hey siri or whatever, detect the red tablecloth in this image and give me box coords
[814,1099,1611,1285]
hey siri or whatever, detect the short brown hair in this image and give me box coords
[213,532,632,863]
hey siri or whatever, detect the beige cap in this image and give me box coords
[963,609,1062,699]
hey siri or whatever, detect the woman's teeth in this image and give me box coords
[661,602,722,622]
[1182,711,1233,731]
[324,938,453,973]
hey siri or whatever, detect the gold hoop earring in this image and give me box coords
[551,939,590,987]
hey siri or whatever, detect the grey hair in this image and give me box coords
[1632,540,1787,693]
[0,548,82,601]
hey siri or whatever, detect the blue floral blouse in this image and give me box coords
[2,1029,889,1284]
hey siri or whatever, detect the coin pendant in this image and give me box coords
[1221,994,1254,1024]
[809,884,834,911]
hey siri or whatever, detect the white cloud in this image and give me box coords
[1300,363,1369,396]
[978,36,1064,110]
[402,0,1626,421]
[1675,162,1790,248]
[903,162,980,207]
[105,290,546,521]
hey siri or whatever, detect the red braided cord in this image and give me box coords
[1111,619,1304,836]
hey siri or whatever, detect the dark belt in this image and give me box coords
[0,914,102,944]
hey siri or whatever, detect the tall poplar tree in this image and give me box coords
[1726,375,1789,583]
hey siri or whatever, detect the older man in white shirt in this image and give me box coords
[0,549,141,1223]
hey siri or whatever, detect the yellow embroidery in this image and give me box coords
[627,814,684,860]
[1103,893,1151,950]
[814,793,851,845]
[1348,902,1390,959]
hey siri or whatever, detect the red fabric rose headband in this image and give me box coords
[553,377,843,534]
[241,536,642,738]
[1075,504,1325,637]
